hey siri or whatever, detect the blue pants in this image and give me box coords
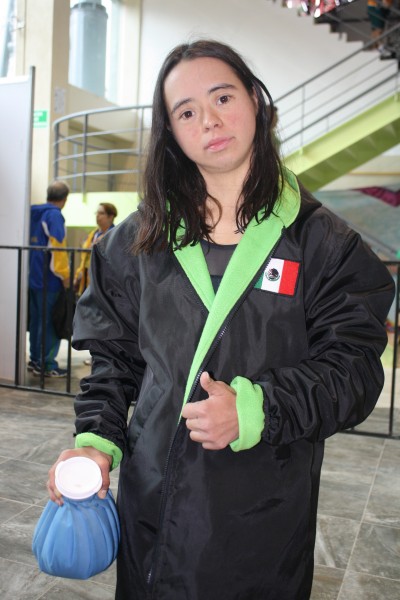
[29,288,61,370]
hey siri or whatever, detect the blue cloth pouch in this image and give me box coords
[32,490,120,579]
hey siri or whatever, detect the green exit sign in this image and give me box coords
[33,110,48,128]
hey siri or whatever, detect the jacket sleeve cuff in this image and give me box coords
[75,432,123,470]
[229,376,265,452]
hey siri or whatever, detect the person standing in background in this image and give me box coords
[73,202,118,298]
[74,202,118,367]
[28,181,70,378]
[367,0,393,56]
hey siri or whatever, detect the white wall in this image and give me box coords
[0,72,33,382]
[138,0,362,104]
[138,0,399,187]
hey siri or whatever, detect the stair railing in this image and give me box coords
[275,20,400,155]
[53,104,152,194]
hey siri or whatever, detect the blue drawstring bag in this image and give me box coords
[32,457,120,579]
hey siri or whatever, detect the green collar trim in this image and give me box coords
[173,169,301,409]
[173,240,215,310]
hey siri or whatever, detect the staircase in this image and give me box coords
[313,0,373,44]
[275,1,400,191]
[285,93,400,190]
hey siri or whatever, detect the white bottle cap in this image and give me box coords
[55,457,102,500]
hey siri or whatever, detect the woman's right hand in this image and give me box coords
[47,447,113,505]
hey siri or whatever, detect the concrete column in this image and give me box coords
[13,0,142,201]
[15,0,70,201]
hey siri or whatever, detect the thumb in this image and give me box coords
[98,487,108,500]
[97,461,111,500]
[200,371,215,394]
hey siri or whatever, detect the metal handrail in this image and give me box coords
[55,127,140,145]
[281,56,392,120]
[59,148,140,161]
[53,102,152,124]
[282,70,397,144]
[53,104,152,193]
[276,23,400,102]
[61,169,142,181]
[275,20,400,152]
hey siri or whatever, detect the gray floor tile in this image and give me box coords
[90,561,117,588]
[0,498,33,525]
[347,523,400,580]
[0,388,74,416]
[354,407,398,437]
[321,433,384,479]
[0,381,398,600]
[17,430,78,466]
[338,570,400,600]
[0,557,58,600]
[0,505,43,565]
[364,471,400,528]
[0,460,49,504]
[310,565,344,600]
[318,473,371,521]
[379,438,400,475]
[38,579,115,600]
[315,516,360,570]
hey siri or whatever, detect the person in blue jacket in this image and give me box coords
[47,41,394,598]
[28,181,70,377]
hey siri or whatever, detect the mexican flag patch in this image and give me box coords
[255,258,300,296]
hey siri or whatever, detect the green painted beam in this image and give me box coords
[285,94,400,191]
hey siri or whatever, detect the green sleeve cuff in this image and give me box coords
[229,376,265,452]
[75,432,123,470]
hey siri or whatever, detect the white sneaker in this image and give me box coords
[379,45,394,59]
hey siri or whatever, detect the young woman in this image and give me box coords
[47,40,394,599]
[73,202,118,297]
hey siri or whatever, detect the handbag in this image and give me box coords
[52,287,75,339]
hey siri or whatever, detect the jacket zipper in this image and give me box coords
[147,254,209,590]
[147,230,284,594]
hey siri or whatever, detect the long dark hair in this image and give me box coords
[134,39,283,254]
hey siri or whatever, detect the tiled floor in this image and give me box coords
[0,364,399,599]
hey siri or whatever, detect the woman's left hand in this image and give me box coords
[181,372,239,450]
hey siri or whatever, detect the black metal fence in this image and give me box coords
[0,245,399,439]
[0,245,87,396]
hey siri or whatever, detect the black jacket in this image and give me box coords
[73,176,394,600]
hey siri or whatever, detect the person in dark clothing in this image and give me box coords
[28,180,70,377]
[47,40,394,599]
[367,0,393,56]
